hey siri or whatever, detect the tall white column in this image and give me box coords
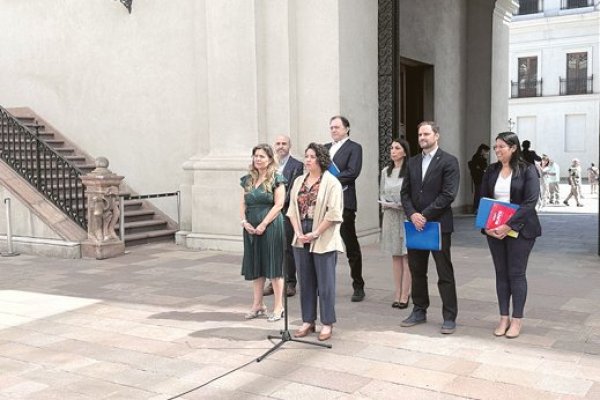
[490,0,519,147]
[179,0,380,251]
[180,0,261,251]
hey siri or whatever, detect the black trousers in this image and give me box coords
[486,235,535,318]
[340,208,364,290]
[283,216,296,286]
[408,233,457,322]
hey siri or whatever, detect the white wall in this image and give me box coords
[0,0,201,220]
[509,6,600,176]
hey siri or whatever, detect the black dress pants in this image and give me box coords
[339,208,364,290]
[408,233,457,322]
[283,215,297,287]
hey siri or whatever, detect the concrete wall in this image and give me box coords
[0,0,201,222]
[399,0,469,205]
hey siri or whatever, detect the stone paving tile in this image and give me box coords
[283,365,372,393]
[0,213,598,398]
[471,363,593,396]
[354,380,469,400]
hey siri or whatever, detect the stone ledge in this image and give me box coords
[0,235,81,259]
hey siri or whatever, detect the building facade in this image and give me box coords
[0,0,514,253]
[509,0,600,176]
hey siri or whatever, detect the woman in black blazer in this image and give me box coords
[480,132,541,339]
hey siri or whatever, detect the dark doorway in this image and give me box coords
[399,58,434,156]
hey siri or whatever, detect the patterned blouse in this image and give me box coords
[297,174,322,220]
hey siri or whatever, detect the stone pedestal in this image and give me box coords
[81,157,125,259]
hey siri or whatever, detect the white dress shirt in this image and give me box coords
[421,146,438,180]
[329,136,350,159]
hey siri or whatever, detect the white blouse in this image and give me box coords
[494,172,512,202]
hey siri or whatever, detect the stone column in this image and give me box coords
[490,0,519,149]
[81,157,125,259]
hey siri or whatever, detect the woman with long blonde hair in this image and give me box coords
[240,144,286,321]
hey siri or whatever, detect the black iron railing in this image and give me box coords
[516,0,542,15]
[0,106,87,229]
[511,79,543,98]
[560,0,593,9]
[559,75,594,95]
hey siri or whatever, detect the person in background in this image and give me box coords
[469,144,490,212]
[521,140,542,166]
[287,142,345,341]
[240,144,286,322]
[400,121,460,335]
[263,135,304,298]
[379,139,412,309]
[539,155,550,208]
[325,116,365,302]
[563,158,584,207]
[544,157,560,205]
[587,162,598,196]
[481,131,541,339]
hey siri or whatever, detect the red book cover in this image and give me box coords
[485,202,517,230]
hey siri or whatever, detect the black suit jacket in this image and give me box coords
[401,148,460,233]
[325,139,362,211]
[282,155,304,211]
[480,162,542,239]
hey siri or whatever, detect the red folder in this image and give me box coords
[485,203,519,238]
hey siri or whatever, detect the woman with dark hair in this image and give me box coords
[240,144,286,321]
[469,143,490,212]
[287,142,344,341]
[379,139,412,309]
[480,132,541,339]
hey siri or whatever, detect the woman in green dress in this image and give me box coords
[240,144,287,321]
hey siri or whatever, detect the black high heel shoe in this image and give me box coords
[397,298,410,309]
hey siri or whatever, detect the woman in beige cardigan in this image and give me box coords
[287,142,345,341]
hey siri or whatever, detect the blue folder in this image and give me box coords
[475,197,519,229]
[404,221,442,251]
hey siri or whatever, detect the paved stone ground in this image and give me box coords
[0,190,598,399]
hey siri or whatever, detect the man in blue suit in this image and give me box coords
[325,116,365,302]
[264,135,304,297]
[400,121,460,334]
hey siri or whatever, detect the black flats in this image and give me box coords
[392,300,409,309]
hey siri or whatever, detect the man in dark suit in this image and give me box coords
[400,121,460,334]
[264,135,304,297]
[325,115,365,302]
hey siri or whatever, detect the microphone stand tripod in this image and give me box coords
[256,230,331,362]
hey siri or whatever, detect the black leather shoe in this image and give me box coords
[263,282,274,296]
[391,301,400,308]
[351,288,365,302]
[440,320,456,334]
[286,285,296,297]
[397,301,409,309]
[400,311,426,327]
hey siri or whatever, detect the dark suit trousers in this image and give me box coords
[340,208,364,290]
[408,233,457,321]
[486,236,536,318]
[284,215,297,286]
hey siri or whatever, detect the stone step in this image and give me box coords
[123,229,178,246]
[115,219,168,233]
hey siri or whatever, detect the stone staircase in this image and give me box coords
[3,108,177,246]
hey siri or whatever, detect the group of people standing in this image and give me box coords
[240,117,543,341]
[240,116,364,341]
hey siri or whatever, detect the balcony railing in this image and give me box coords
[560,0,593,9]
[559,76,594,95]
[515,0,542,15]
[511,79,543,98]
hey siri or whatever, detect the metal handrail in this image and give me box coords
[0,106,87,229]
